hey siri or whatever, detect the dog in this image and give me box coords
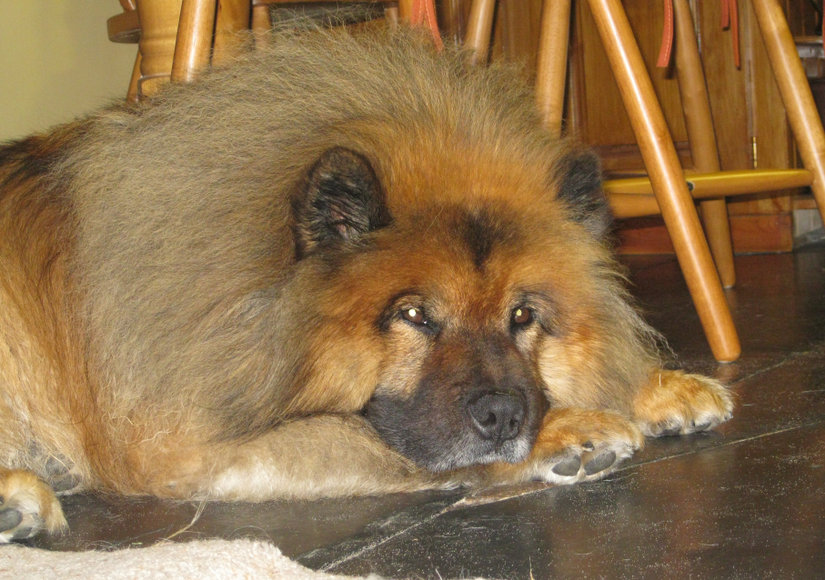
[0,26,733,542]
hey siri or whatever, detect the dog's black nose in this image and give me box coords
[467,391,525,442]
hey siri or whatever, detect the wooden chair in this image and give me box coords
[107,0,440,101]
[466,0,825,363]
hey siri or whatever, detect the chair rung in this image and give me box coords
[606,169,813,218]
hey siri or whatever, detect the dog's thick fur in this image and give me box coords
[0,26,732,541]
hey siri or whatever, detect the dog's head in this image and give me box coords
[288,145,635,471]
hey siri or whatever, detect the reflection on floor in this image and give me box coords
[30,245,825,578]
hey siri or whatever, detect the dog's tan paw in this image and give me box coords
[634,370,734,437]
[491,408,643,485]
[0,469,67,542]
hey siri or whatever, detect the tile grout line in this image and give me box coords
[629,419,825,470]
[729,346,825,386]
[317,501,462,573]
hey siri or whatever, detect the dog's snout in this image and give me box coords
[467,391,525,443]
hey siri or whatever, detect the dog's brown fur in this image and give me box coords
[0,27,732,541]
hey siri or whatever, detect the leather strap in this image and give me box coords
[656,0,675,68]
[658,0,740,69]
[721,0,741,68]
[409,0,443,50]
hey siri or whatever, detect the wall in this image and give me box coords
[0,1,136,141]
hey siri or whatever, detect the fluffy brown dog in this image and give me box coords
[0,27,732,542]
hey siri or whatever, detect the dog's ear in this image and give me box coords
[292,148,392,259]
[554,149,612,240]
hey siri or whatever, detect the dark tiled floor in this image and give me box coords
[30,244,825,578]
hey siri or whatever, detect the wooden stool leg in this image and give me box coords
[464,0,496,64]
[586,0,741,362]
[252,4,272,49]
[127,51,142,103]
[535,0,573,139]
[397,0,413,21]
[673,0,736,288]
[171,0,217,84]
[136,0,184,96]
[212,0,250,67]
[751,0,825,228]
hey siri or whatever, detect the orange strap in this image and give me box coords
[721,0,741,68]
[657,0,740,69]
[656,0,675,68]
[409,0,443,50]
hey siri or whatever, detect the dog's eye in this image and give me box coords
[402,307,427,326]
[511,306,533,328]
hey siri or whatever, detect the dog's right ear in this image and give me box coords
[292,148,393,259]
[554,149,612,240]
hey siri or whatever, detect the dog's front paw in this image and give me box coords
[634,370,734,437]
[504,408,643,485]
[538,438,636,484]
[0,469,67,542]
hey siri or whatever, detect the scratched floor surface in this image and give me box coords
[30,244,825,578]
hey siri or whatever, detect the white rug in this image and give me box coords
[1,539,377,579]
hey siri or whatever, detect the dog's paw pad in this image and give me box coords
[0,499,39,542]
[583,450,616,475]
[539,441,634,485]
[551,456,581,476]
[0,507,24,535]
[45,456,83,494]
[0,471,67,543]
[0,512,33,541]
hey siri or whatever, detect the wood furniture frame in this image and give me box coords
[108,0,415,100]
[467,0,825,362]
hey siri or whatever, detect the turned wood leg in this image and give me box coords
[586,0,741,362]
[535,0,573,139]
[673,0,736,288]
[464,0,496,64]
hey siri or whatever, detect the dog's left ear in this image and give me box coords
[292,147,393,259]
[554,150,612,240]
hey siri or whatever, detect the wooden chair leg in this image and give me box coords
[698,201,735,287]
[585,0,741,362]
[464,0,496,64]
[171,0,217,84]
[136,0,184,96]
[751,0,825,228]
[127,51,142,103]
[252,4,271,49]
[397,0,413,21]
[535,0,573,139]
[212,0,250,67]
[673,0,736,288]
